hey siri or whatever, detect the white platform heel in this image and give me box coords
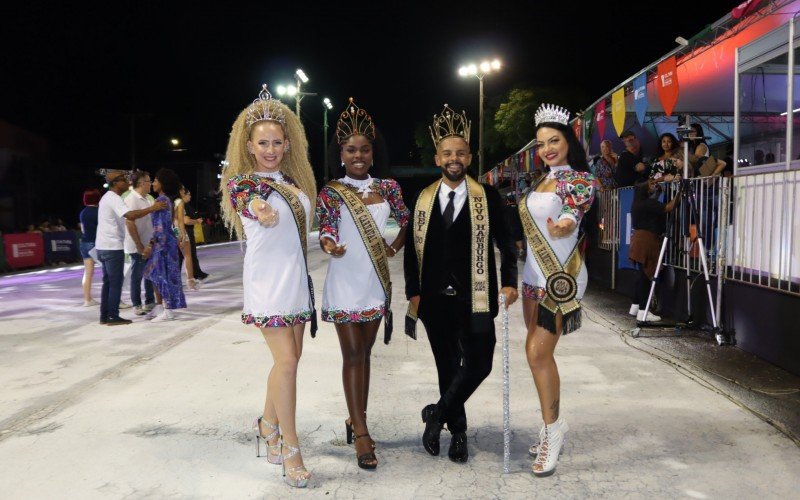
[529,417,568,456]
[532,417,568,477]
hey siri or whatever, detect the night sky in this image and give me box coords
[2,0,729,227]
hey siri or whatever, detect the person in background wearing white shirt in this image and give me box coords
[95,169,165,326]
[124,170,156,316]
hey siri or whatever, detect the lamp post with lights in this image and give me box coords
[276,69,317,119]
[323,97,333,183]
[458,58,502,177]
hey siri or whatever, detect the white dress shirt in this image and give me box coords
[123,190,154,254]
[95,191,131,251]
[438,179,468,221]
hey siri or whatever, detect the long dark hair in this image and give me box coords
[656,133,679,157]
[326,128,390,181]
[688,123,708,147]
[155,168,181,202]
[535,121,590,172]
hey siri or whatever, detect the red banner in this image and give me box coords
[4,233,44,269]
[572,117,582,143]
[657,56,679,117]
[594,101,607,140]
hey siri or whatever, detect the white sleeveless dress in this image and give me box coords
[316,175,409,323]
[234,170,312,327]
[522,165,594,303]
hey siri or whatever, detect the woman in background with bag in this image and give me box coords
[682,124,725,178]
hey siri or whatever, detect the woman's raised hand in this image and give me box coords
[254,200,279,228]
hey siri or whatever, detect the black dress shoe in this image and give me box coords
[106,317,132,326]
[421,404,443,456]
[448,432,469,463]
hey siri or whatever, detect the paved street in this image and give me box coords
[1,237,798,499]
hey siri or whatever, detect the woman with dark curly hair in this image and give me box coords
[144,168,186,321]
[316,98,409,469]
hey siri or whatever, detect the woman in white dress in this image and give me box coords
[521,104,596,477]
[316,99,409,469]
[220,85,317,488]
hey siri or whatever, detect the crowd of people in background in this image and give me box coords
[76,168,210,325]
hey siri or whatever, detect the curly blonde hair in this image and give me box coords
[219,99,317,241]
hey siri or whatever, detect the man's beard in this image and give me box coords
[442,162,467,182]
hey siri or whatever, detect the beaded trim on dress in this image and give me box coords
[254,170,284,182]
[546,165,572,179]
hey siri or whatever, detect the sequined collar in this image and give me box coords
[254,170,284,183]
[340,175,375,198]
[546,165,572,179]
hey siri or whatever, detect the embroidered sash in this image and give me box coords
[263,178,317,336]
[405,176,490,339]
[327,180,394,344]
[518,189,583,316]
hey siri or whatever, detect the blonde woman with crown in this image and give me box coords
[220,85,317,488]
[521,104,596,477]
[316,98,409,470]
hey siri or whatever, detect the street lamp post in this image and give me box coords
[458,59,502,178]
[323,97,333,183]
[277,69,316,119]
[294,69,308,117]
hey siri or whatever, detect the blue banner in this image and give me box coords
[44,231,79,263]
[633,73,648,127]
[618,188,636,269]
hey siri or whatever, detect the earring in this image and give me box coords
[285,143,291,152]
[341,161,345,167]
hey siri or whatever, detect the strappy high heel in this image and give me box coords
[281,440,310,488]
[253,417,282,465]
[532,418,568,477]
[354,434,377,470]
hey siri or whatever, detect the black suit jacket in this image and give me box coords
[404,180,517,321]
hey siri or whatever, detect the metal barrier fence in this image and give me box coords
[596,189,619,252]
[662,176,727,277]
[596,171,799,298]
[727,170,800,295]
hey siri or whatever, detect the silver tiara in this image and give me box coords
[245,84,286,127]
[534,103,570,127]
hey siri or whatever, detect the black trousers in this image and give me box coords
[419,295,496,434]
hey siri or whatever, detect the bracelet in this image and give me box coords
[387,245,397,256]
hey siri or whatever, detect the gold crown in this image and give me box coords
[429,104,471,147]
[335,97,376,143]
[245,84,286,127]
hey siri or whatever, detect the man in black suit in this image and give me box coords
[404,105,518,463]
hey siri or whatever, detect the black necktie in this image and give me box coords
[443,191,456,228]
